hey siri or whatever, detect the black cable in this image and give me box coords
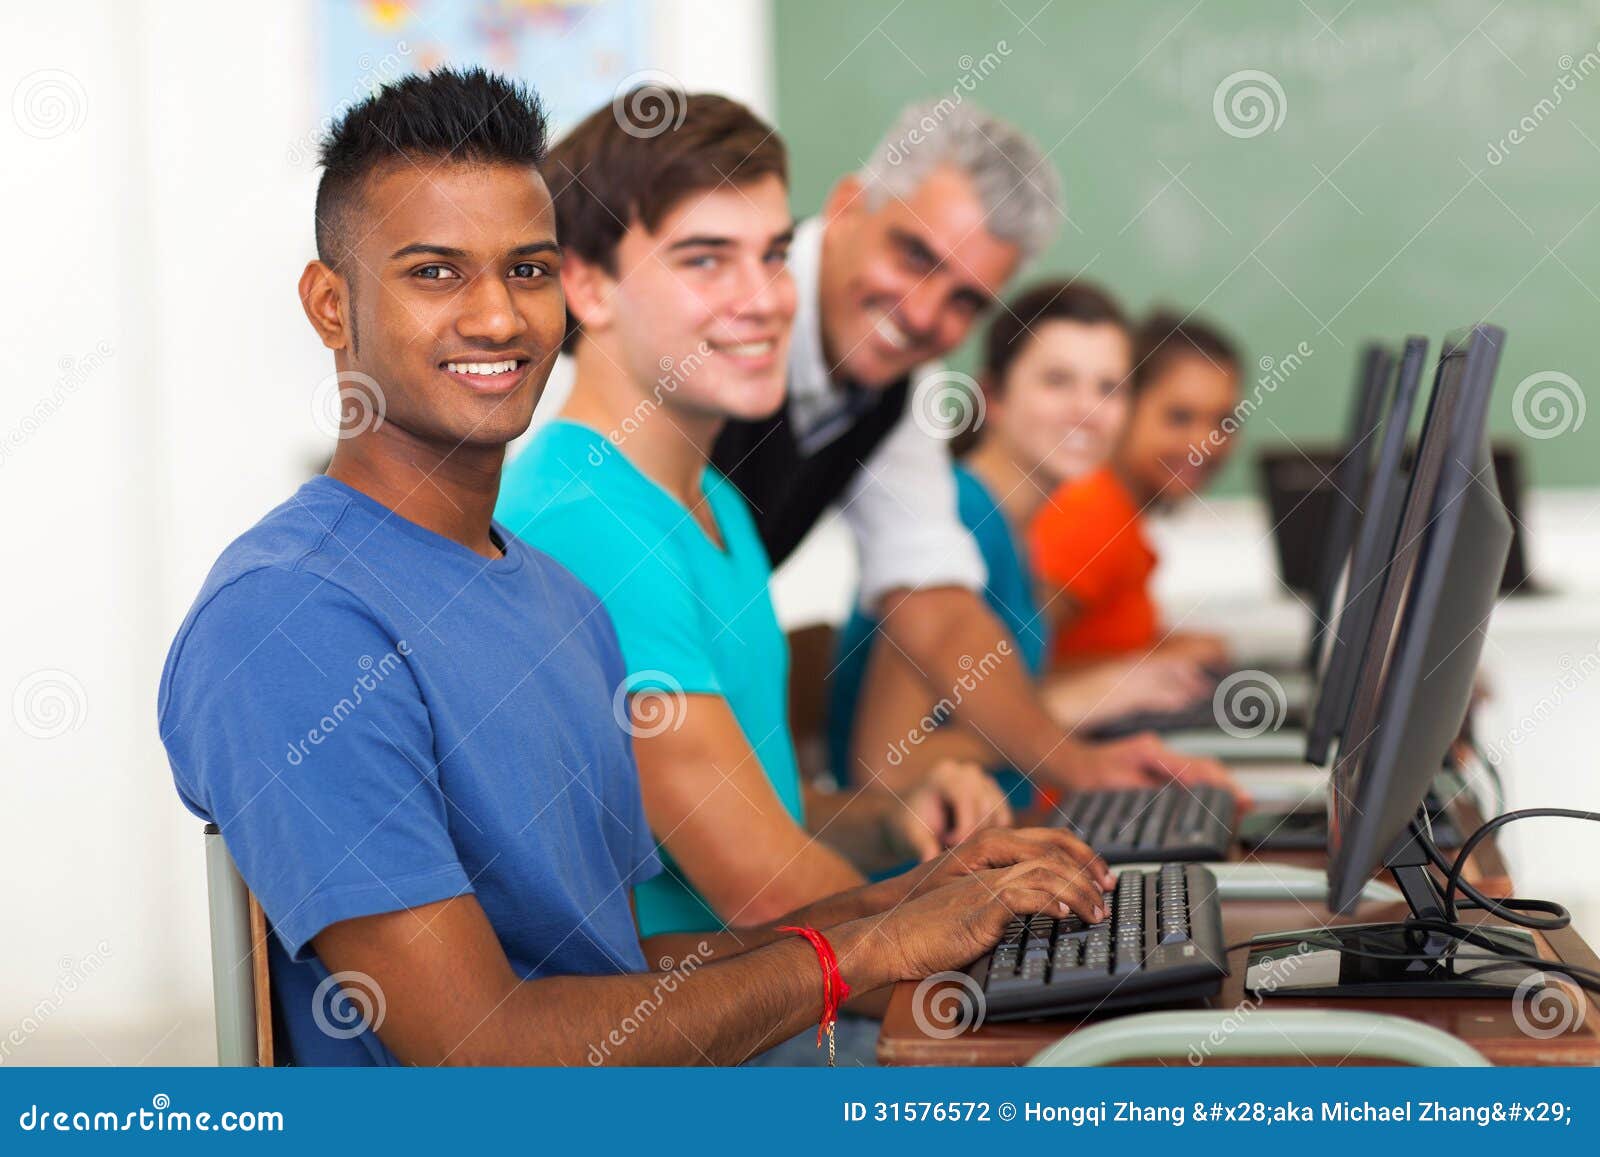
[1409,815,1572,930]
[1443,808,1600,923]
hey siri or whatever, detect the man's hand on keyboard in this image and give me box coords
[866,861,1111,982]
[1060,733,1252,810]
[894,827,1114,903]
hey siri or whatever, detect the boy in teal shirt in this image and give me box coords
[497,94,1010,944]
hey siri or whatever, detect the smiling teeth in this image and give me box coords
[717,341,774,357]
[874,316,910,350]
[446,359,519,375]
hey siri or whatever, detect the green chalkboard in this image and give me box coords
[773,0,1600,491]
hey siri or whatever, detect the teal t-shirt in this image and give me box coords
[828,463,1045,805]
[496,420,803,937]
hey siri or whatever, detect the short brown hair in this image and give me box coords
[983,279,1129,392]
[544,88,787,351]
[1132,309,1241,396]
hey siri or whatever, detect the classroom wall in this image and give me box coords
[771,0,1600,494]
[0,0,770,1066]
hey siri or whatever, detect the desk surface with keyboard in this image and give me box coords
[880,898,1600,1066]
[878,794,1557,1065]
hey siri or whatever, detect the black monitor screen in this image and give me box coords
[1326,326,1508,912]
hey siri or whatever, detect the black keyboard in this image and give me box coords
[969,863,1228,1020]
[1050,784,1236,862]
[1088,699,1307,741]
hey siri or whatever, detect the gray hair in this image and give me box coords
[859,100,1063,262]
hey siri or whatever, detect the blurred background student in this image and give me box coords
[1029,311,1244,674]
[830,285,1236,807]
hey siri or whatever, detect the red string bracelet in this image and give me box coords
[777,925,852,1065]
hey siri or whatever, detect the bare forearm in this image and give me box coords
[878,587,1085,784]
[452,923,898,1066]
[855,727,999,791]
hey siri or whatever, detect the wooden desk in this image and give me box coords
[880,900,1600,1066]
[882,795,1582,1065]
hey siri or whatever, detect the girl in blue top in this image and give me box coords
[831,281,1217,803]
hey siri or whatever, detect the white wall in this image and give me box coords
[0,0,771,1066]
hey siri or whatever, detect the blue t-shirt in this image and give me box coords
[158,475,660,1066]
[829,464,1046,804]
[497,420,802,937]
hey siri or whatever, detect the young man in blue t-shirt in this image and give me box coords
[157,67,1110,1066]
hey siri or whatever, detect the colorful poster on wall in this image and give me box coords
[314,0,651,137]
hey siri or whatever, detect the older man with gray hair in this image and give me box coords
[712,100,1233,800]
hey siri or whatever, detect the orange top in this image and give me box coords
[1028,465,1159,661]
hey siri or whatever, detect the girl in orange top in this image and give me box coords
[1030,310,1243,668]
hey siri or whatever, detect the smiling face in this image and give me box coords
[987,319,1131,490]
[1116,351,1242,502]
[570,174,797,422]
[309,160,566,449]
[818,165,1022,388]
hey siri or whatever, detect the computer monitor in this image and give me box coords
[1303,336,1429,766]
[1326,326,1507,912]
[1302,344,1397,669]
[1248,324,1536,1000]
